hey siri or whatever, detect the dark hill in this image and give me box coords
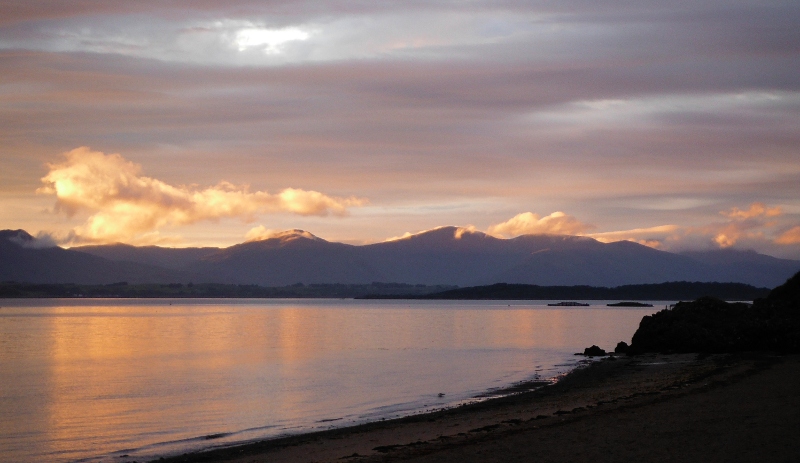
[412,281,769,301]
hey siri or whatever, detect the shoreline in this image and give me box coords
[0,279,770,301]
[140,359,580,462]
[150,351,800,463]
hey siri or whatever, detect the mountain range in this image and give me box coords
[2,227,799,287]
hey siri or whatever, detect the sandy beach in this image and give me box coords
[154,352,800,463]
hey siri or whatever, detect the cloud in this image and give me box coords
[244,225,320,242]
[245,225,283,242]
[595,203,793,251]
[588,225,681,249]
[2,2,799,257]
[38,147,365,243]
[454,225,478,239]
[653,202,798,251]
[383,231,415,242]
[706,223,759,249]
[487,211,595,238]
[775,226,800,245]
[721,202,782,220]
[697,202,784,248]
[5,230,58,248]
[383,225,478,242]
[487,203,799,254]
[487,211,680,249]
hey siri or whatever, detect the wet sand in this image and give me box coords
[154,352,800,463]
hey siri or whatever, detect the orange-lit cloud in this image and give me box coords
[39,147,365,243]
[594,203,789,250]
[383,225,478,242]
[706,223,761,248]
[487,203,796,253]
[454,225,478,239]
[383,231,415,242]
[487,211,595,238]
[245,226,320,242]
[588,225,681,249]
[699,202,784,248]
[487,211,678,249]
[775,226,800,245]
[721,202,782,220]
[245,226,283,241]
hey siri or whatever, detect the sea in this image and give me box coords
[0,299,665,462]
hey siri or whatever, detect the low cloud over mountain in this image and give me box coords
[38,148,366,244]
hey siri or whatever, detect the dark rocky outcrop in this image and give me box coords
[614,341,629,354]
[582,345,607,356]
[628,271,800,354]
[766,271,800,304]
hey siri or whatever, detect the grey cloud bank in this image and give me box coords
[0,0,798,256]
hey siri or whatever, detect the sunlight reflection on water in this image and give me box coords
[0,299,662,462]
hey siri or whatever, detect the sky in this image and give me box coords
[1,0,799,258]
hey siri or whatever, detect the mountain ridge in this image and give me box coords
[2,227,799,287]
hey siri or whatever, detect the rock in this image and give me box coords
[583,345,607,356]
[767,270,800,304]
[628,271,800,354]
[614,341,629,354]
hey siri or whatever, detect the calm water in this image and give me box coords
[0,299,663,462]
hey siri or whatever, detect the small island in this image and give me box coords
[607,301,654,307]
[547,301,590,306]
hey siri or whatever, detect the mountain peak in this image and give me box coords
[239,229,328,251]
[388,226,490,243]
[246,229,323,243]
[0,229,56,249]
[0,229,34,243]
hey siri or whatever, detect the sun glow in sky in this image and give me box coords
[234,26,310,53]
[0,1,799,257]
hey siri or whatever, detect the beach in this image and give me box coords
[155,352,800,463]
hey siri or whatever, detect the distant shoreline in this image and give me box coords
[0,280,769,301]
[359,281,768,301]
